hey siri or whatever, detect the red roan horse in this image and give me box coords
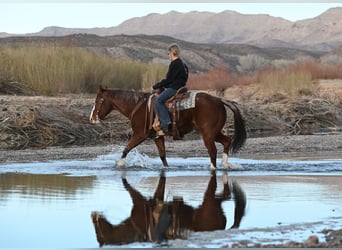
[89,86,246,169]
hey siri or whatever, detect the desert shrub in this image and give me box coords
[187,64,237,90]
[320,54,342,65]
[287,59,342,80]
[237,54,270,74]
[271,59,292,70]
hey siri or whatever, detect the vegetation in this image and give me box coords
[188,58,342,97]
[1,45,341,149]
[0,44,166,95]
[0,44,342,97]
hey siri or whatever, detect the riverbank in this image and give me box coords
[1,133,341,164]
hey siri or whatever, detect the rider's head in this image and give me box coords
[168,43,180,59]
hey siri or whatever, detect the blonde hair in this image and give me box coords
[168,43,181,57]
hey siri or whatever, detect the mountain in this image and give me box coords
[2,7,341,52]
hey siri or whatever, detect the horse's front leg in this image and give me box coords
[117,134,147,167]
[153,137,168,167]
[153,170,166,201]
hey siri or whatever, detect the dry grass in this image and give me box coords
[0,44,166,95]
[257,71,318,97]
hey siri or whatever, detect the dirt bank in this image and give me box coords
[0,82,341,150]
[0,79,341,156]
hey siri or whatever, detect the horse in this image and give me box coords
[91,170,246,246]
[154,171,246,242]
[91,171,166,246]
[89,85,247,169]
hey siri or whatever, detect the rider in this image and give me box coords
[152,43,189,136]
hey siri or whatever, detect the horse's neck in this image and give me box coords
[109,218,141,243]
[108,90,145,118]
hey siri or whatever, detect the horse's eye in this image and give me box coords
[96,98,104,104]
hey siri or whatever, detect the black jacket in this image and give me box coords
[153,58,188,90]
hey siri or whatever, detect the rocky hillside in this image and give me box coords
[0,34,324,73]
[2,7,342,52]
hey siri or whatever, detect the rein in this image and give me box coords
[94,97,104,121]
[129,93,151,135]
[129,93,149,121]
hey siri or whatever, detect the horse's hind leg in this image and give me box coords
[215,132,232,169]
[230,181,246,229]
[216,132,243,170]
[214,171,231,201]
[204,170,217,199]
[222,171,232,200]
[202,136,218,170]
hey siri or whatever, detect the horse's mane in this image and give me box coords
[104,88,149,104]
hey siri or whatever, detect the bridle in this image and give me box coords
[93,97,104,121]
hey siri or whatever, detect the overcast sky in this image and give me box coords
[1,3,342,34]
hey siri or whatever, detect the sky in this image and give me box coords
[1,2,342,34]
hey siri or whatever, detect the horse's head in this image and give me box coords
[89,85,113,124]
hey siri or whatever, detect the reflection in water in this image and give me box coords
[91,170,246,246]
[0,172,96,202]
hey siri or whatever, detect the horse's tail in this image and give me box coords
[222,100,247,153]
[230,181,247,229]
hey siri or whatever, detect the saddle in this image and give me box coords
[152,87,190,140]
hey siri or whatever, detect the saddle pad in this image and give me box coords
[148,91,198,112]
[167,91,197,111]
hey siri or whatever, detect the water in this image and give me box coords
[0,149,341,248]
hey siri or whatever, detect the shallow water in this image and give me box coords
[0,149,341,248]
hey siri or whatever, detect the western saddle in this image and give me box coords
[152,87,190,140]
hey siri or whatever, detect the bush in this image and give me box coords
[237,54,270,74]
[187,64,237,90]
[1,44,341,97]
[258,70,317,97]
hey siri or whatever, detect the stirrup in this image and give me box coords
[156,130,165,137]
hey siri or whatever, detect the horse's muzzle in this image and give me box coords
[90,116,101,124]
[89,111,100,124]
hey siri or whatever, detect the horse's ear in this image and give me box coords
[98,85,104,93]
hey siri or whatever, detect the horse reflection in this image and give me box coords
[91,171,246,246]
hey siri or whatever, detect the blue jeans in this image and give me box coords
[155,88,177,130]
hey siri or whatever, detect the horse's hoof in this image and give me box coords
[223,162,243,170]
[91,211,100,222]
[120,171,126,179]
[116,158,126,168]
[210,163,217,170]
